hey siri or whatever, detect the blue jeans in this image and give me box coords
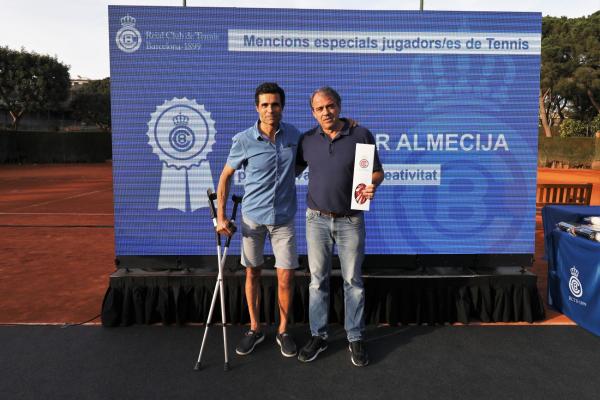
[305,208,365,342]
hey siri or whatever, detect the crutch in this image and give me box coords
[194,189,242,371]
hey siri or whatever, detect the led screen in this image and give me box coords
[109,6,541,256]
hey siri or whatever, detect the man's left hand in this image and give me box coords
[363,183,377,200]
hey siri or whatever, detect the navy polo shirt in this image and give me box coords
[297,121,382,215]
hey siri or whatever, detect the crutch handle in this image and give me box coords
[207,188,221,246]
[231,195,242,221]
[207,188,218,220]
[224,194,242,247]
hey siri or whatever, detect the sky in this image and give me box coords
[1,0,598,79]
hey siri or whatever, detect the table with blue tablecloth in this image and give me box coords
[542,205,600,336]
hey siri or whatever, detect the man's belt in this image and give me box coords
[311,209,361,218]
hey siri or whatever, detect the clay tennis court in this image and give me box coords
[1,163,599,325]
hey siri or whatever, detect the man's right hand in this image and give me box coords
[217,217,234,236]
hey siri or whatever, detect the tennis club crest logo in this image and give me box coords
[147,98,216,211]
[116,15,142,53]
[569,266,583,298]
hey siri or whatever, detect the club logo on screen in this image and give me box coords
[569,266,583,298]
[116,15,142,53]
[147,98,216,211]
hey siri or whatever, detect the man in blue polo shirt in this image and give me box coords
[296,87,384,367]
[216,82,300,358]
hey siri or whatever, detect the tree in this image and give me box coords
[0,47,70,129]
[540,12,600,136]
[69,78,111,131]
[559,118,588,137]
[571,12,600,115]
[540,16,569,137]
[591,113,600,134]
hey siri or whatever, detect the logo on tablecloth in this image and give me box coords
[569,266,583,298]
[147,98,216,211]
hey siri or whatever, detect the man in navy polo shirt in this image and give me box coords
[216,82,300,358]
[296,87,384,367]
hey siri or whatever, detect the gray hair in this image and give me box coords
[310,86,341,109]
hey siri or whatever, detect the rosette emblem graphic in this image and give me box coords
[147,98,216,211]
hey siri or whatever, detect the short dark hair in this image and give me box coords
[310,86,341,109]
[255,82,285,108]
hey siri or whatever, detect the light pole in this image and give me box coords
[420,0,424,11]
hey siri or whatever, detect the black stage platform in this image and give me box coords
[101,264,545,327]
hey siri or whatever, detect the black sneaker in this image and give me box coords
[276,332,297,357]
[297,336,327,362]
[235,330,265,355]
[348,340,369,367]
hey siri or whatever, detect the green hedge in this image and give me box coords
[1,130,597,168]
[0,130,111,163]
[538,136,599,168]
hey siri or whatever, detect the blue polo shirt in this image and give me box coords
[226,121,301,225]
[297,122,382,215]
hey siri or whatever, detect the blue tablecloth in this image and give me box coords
[543,205,600,336]
[548,230,600,336]
[542,205,600,262]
